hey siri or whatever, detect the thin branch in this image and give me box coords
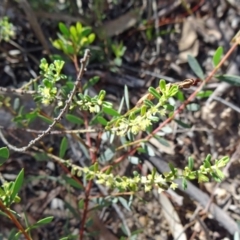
[0,76,41,96]
[0,87,36,95]
[0,126,103,134]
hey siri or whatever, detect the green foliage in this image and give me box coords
[65,114,84,124]
[187,55,205,80]
[216,75,240,86]
[59,137,68,158]
[76,90,112,114]
[0,147,9,165]
[0,17,15,42]
[0,149,54,239]
[105,79,181,136]
[212,46,223,66]
[52,22,96,57]
[22,57,103,120]
[26,216,54,230]
[37,58,67,105]
[82,76,100,91]
[111,41,127,66]
[56,155,229,193]
[0,167,23,208]
[182,155,229,187]
[11,169,24,204]
[197,90,213,98]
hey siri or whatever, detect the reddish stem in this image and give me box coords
[79,111,97,239]
[0,200,31,240]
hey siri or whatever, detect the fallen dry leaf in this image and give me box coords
[177,17,199,64]
[101,9,142,37]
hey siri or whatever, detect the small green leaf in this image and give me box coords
[159,79,166,91]
[63,175,83,189]
[124,85,130,110]
[69,26,78,43]
[118,197,131,211]
[0,147,9,166]
[186,103,200,111]
[66,114,84,124]
[188,156,194,170]
[187,55,205,80]
[140,105,147,116]
[174,119,191,128]
[81,27,92,37]
[99,147,115,162]
[34,152,49,161]
[103,107,120,116]
[164,104,174,111]
[176,90,185,101]
[8,229,19,240]
[212,46,223,67]
[37,114,54,124]
[203,154,211,168]
[88,33,96,44]
[148,87,161,99]
[59,137,68,158]
[114,57,122,66]
[148,116,159,122]
[198,174,209,183]
[93,162,99,172]
[160,126,173,134]
[25,110,38,123]
[187,172,196,180]
[80,37,88,46]
[197,90,213,98]
[111,44,117,55]
[130,229,144,236]
[52,39,63,50]
[78,199,84,209]
[82,76,100,91]
[11,169,24,202]
[215,169,225,180]
[96,116,108,126]
[216,74,240,86]
[98,90,106,101]
[211,172,222,183]
[13,98,20,110]
[217,156,229,168]
[168,85,178,96]
[203,159,211,168]
[128,156,140,165]
[143,99,154,107]
[205,154,211,162]
[76,22,82,34]
[13,232,22,240]
[154,135,170,147]
[182,178,187,190]
[141,143,155,156]
[169,163,175,174]
[32,216,54,229]
[58,22,70,37]
[66,45,74,55]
